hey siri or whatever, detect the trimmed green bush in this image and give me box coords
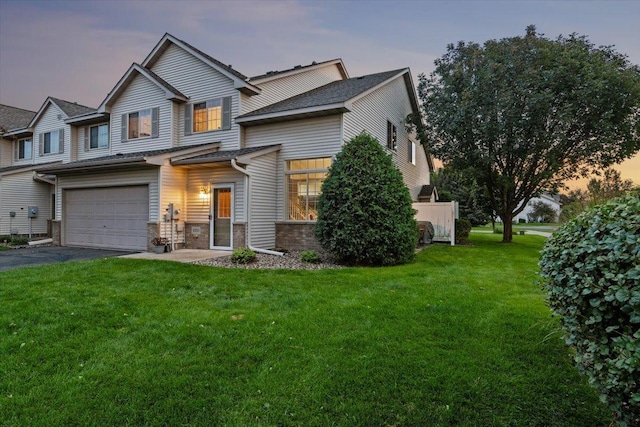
[231,248,256,264]
[455,218,472,244]
[539,194,640,427]
[10,237,29,246]
[315,132,418,266]
[300,250,320,263]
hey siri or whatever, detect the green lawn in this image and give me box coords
[1,234,611,426]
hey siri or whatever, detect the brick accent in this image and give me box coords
[51,220,61,246]
[184,222,210,250]
[275,222,321,251]
[233,222,246,248]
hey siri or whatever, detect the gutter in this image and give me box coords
[230,159,284,256]
[32,172,56,185]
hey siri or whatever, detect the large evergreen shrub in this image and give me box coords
[315,132,418,266]
[539,194,640,426]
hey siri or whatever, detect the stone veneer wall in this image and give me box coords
[233,222,246,249]
[51,220,61,246]
[184,222,210,250]
[275,222,321,251]
[147,222,161,252]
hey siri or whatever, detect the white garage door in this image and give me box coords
[65,186,149,250]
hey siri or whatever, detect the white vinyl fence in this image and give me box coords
[413,201,459,245]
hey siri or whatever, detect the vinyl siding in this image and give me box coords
[56,168,159,222]
[242,64,345,114]
[110,73,173,154]
[343,75,429,200]
[149,43,241,150]
[31,103,69,165]
[244,115,342,220]
[0,138,13,168]
[186,166,245,223]
[159,163,187,242]
[246,151,278,248]
[75,122,111,161]
[0,170,52,235]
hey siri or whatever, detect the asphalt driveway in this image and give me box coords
[0,246,134,272]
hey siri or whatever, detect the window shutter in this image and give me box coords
[39,133,44,156]
[121,114,127,142]
[58,129,65,153]
[408,140,412,163]
[151,107,159,138]
[222,96,231,130]
[184,104,192,136]
[84,127,90,151]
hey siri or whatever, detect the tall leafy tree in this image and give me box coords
[418,26,640,242]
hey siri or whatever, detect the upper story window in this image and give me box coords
[121,107,159,142]
[286,157,332,221]
[129,109,152,139]
[194,99,222,132]
[408,140,416,165]
[387,121,397,151]
[90,124,109,149]
[184,97,231,136]
[40,129,64,155]
[15,138,32,160]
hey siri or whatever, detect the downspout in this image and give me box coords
[231,159,283,256]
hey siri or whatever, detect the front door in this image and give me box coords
[210,184,233,250]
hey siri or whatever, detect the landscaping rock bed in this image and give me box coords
[194,250,344,270]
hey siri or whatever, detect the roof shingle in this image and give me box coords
[49,98,96,118]
[0,104,36,133]
[238,69,406,119]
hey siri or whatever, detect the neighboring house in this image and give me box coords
[513,192,562,223]
[0,100,93,237]
[3,33,433,252]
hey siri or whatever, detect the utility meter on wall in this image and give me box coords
[28,206,38,218]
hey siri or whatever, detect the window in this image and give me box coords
[408,140,416,165]
[193,99,222,132]
[128,109,152,139]
[184,97,231,136]
[90,124,109,149]
[387,121,397,151]
[217,188,231,218]
[286,157,332,221]
[42,130,61,155]
[15,138,32,160]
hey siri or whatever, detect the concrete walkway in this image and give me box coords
[120,249,230,263]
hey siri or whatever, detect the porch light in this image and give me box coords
[199,186,210,199]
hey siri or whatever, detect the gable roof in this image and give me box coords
[235,68,411,126]
[249,59,349,83]
[0,104,36,134]
[28,97,96,128]
[141,33,260,96]
[98,63,188,113]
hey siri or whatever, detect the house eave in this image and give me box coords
[65,112,110,126]
[236,104,350,127]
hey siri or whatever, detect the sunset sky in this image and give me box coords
[1,0,638,187]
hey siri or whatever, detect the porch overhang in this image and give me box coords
[171,144,281,167]
[35,142,221,175]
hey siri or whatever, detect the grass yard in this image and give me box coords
[1,234,611,426]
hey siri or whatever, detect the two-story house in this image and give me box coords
[0,99,94,238]
[2,33,433,252]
